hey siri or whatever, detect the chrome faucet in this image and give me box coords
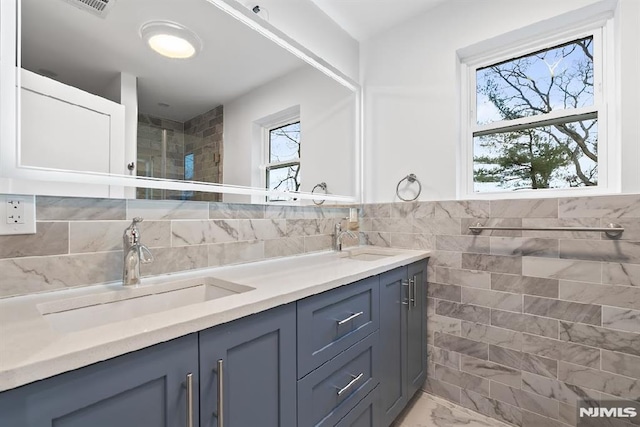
[122,217,154,286]
[333,221,357,252]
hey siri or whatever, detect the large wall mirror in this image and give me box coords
[0,0,360,204]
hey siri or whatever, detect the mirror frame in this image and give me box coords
[0,0,362,203]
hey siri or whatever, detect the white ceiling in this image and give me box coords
[309,0,449,41]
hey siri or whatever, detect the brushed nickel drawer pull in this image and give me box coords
[337,372,364,396]
[185,373,193,427]
[337,311,364,325]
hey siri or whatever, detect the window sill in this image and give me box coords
[459,186,620,200]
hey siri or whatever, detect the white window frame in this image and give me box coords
[457,4,619,200]
[261,116,301,202]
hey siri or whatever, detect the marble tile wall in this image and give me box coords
[361,194,640,427]
[0,196,354,298]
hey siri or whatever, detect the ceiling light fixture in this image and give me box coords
[140,21,202,59]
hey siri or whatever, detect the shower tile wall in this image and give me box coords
[184,105,224,202]
[0,196,356,299]
[361,195,640,427]
[137,106,224,202]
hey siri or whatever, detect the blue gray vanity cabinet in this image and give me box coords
[379,260,428,426]
[0,257,428,427]
[198,303,297,427]
[0,334,199,427]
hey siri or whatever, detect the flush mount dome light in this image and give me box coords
[140,21,202,59]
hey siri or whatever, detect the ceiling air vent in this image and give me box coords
[59,0,117,17]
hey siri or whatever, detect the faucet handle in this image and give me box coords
[138,245,154,264]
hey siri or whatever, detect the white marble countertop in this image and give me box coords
[0,247,429,392]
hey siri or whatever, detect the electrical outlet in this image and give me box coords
[6,198,26,224]
[0,195,36,235]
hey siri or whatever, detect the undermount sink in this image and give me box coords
[339,247,403,261]
[38,277,254,333]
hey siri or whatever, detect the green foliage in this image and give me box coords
[475,130,571,189]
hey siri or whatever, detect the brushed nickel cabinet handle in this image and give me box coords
[337,372,364,396]
[217,359,224,427]
[337,311,364,325]
[412,275,417,308]
[402,280,410,305]
[186,373,193,427]
[408,278,415,311]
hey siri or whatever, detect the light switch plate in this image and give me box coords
[0,195,36,235]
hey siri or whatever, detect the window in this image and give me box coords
[182,153,195,199]
[265,120,301,202]
[184,153,194,181]
[459,13,617,198]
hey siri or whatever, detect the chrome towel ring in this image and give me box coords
[312,182,328,205]
[396,173,421,202]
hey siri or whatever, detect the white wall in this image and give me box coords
[223,66,356,203]
[361,0,639,203]
[233,0,359,82]
[617,0,640,193]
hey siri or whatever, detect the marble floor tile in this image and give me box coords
[394,392,512,427]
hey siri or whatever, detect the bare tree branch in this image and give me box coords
[476,37,597,189]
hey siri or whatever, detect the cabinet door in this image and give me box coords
[335,387,379,427]
[199,303,296,427]
[407,260,428,397]
[0,334,199,427]
[378,266,408,426]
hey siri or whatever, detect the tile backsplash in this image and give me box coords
[0,196,354,298]
[361,194,640,427]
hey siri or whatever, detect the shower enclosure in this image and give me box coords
[136,106,223,201]
[137,117,185,200]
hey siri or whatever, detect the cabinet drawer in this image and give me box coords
[297,331,379,427]
[297,276,379,377]
[336,386,379,427]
